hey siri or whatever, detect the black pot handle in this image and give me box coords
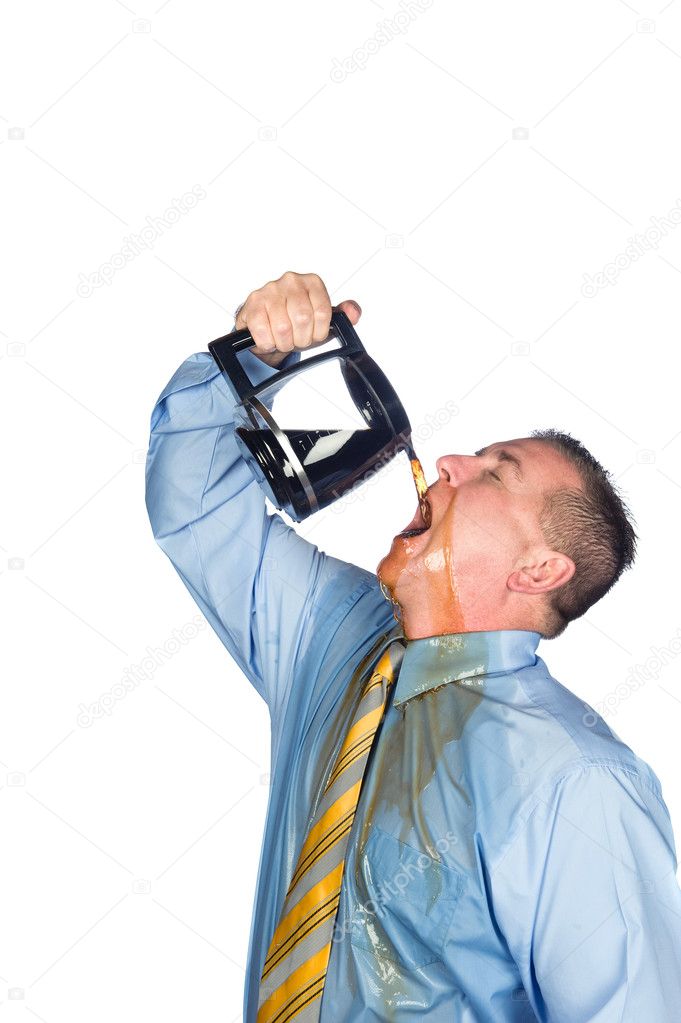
[208,308,365,401]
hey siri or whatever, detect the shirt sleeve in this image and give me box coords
[144,344,377,722]
[489,761,681,1022]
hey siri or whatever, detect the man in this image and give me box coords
[145,270,681,1022]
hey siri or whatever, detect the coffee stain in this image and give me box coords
[348,447,489,1011]
[355,638,488,880]
[436,491,466,634]
[359,671,484,856]
[350,651,487,1011]
[401,495,467,636]
[378,443,469,637]
[379,578,403,625]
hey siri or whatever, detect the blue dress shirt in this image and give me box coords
[145,345,681,1022]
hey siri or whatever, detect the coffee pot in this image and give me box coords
[208,309,414,522]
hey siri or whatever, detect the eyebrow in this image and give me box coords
[474,445,524,482]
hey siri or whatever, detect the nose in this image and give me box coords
[436,453,481,486]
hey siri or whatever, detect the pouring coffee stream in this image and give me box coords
[405,442,432,532]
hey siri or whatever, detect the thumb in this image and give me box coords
[335,299,362,325]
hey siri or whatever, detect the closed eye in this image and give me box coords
[488,470,501,482]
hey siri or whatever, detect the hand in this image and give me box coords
[234,270,362,367]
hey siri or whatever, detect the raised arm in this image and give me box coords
[144,272,378,723]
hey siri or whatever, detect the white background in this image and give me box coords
[2,1,681,1020]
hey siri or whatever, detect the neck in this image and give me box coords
[384,588,540,641]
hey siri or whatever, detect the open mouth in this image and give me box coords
[396,499,432,539]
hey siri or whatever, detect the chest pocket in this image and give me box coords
[350,825,466,968]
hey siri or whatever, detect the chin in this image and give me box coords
[376,539,408,592]
[375,551,393,587]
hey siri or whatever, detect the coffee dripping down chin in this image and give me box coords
[377,438,433,619]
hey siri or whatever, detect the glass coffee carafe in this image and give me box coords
[208,309,417,522]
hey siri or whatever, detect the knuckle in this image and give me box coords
[292,308,312,326]
[273,320,293,340]
[312,304,332,341]
[254,339,276,354]
[248,312,268,333]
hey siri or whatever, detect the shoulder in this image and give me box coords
[520,652,671,826]
[513,653,664,781]
[154,351,218,402]
[472,654,673,866]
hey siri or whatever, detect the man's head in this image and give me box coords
[376,429,637,641]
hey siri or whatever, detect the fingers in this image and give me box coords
[268,297,296,352]
[335,298,362,325]
[240,293,277,353]
[286,288,315,349]
[306,275,334,342]
[234,271,360,362]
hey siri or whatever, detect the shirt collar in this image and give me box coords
[392,629,542,706]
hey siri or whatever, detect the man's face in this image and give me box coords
[376,437,583,633]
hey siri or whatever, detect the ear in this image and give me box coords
[506,550,576,596]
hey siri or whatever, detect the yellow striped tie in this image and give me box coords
[256,637,406,1023]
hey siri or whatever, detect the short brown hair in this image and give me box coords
[530,429,638,639]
